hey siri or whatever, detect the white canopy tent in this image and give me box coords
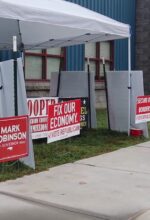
[0,0,131,133]
[0,0,130,49]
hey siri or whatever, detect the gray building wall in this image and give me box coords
[136,0,150,94]
[26,81,106,109]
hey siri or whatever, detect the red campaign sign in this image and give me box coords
[135,95,150,123]
[0,115,29,163]
[47,99,81,143]
[27,97,58,139]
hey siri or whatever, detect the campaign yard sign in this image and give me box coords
[0,115,29,163]
[47,100,81,143]
[136,95,150,123]
[27,97,58,139]
[59,97,89,129]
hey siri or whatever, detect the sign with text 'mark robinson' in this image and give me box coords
[47,99,81,143]
[0,115,29,163]
[136,95,150,123]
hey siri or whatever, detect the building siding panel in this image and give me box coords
[66,0,136,71]
[66,45,85,71]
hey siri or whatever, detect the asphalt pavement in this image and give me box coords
[1,141,150,220]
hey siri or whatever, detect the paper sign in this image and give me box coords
[47,99,81,143]
[0,115,29,163]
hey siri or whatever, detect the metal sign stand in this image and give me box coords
[13,36,18,116]
[56,49,64,97]
[102,57,110,130]
[87,58,92,129]
[128,35,131,136]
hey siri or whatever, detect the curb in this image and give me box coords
[0,191,111,220]
[128,209,150,220]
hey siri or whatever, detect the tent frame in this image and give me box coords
[128,34,131,135]
[12,34,132,135]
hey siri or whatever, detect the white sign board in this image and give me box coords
[107,71,149,138]
[27,97,58,139]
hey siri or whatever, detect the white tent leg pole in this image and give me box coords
[13,36,18,116]
[128,36,131,136]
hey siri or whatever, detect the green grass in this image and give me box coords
[0,109,149,182]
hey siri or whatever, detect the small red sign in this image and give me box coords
[0,115,29,162]
[47,100,81,143]
[136,95,150,123]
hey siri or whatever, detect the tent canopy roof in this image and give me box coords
[0,0,130,50]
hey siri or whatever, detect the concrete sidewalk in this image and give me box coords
[1,141,150,220]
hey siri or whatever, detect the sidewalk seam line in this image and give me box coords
[75,162,150,175]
